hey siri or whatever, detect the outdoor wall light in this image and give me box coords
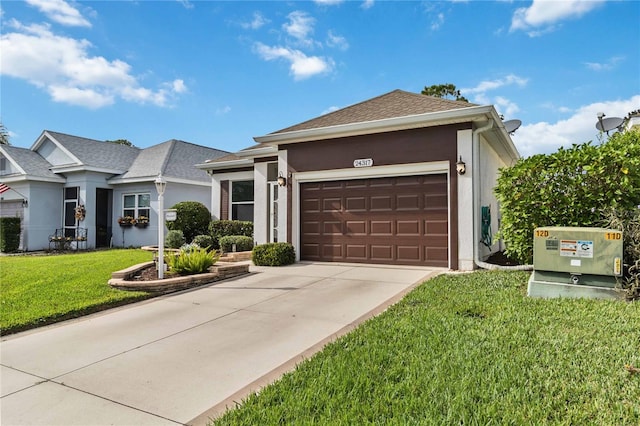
[277,172,287,187]
[456,156,466,175]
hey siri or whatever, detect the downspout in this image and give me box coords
[472,119,532,271]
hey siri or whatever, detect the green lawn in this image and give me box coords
[213,271,640,425]
[0,249,153,334]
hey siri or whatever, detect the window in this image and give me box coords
[231,180,254,221]
[123,193,150,221]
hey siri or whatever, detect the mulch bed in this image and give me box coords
[485,251,522,266]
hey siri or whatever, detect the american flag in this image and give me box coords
[0,183,10,194]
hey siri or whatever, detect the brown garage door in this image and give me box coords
[300,174,449,267]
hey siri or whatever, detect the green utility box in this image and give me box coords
[528,227,623,299]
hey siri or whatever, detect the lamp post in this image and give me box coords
[155,174,167,279]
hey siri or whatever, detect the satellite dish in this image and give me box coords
[595,116,624,133]
[504,119,522,135]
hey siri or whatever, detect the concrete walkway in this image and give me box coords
[1,262,440,425]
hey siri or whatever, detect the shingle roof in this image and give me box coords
[0,145,61,180]
[119,140,229,182]
[271,89,476,134]
[46,131,140,171]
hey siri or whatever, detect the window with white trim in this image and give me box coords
[231,180,254,221]
[122,193,150,222]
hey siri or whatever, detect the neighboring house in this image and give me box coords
[0,131,228,251]
[197,90,520,270]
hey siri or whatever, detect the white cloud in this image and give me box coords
[321,106,341,115]
[462,74,528,95]
[241,12,269,30]
[512,95,640,157]
[216,106,231,115]
[254,42,334,80]
[314,0,344,5]
[177,0,194,9]
[585,56,625,71]
[326,30,349,50]
[0,20,185,108]
[283,11,315,44]
[361,0,375,10]
[510,0,605,36]
[494,96,520,118]
[25,0,91,27]
[431,13,445,31]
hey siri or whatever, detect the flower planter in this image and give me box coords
[135,223,149,228]
[119,223,133,228]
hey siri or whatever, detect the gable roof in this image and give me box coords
[271,89,476,134]
[0,145,64,182]
[39,131,140,173]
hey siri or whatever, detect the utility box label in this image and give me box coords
[560,239,593,258]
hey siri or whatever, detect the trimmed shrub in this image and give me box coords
[166,201,211,243]
[252,242,295,266]
[165,230,185,249]
[166,245,220,275]
[192,234,215,250]
[209,220,253,248]
[0,217,21,253]
[219,235,254,253]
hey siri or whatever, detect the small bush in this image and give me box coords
[219,235,254,253]
[209,220,253,248]
[165,230,185,249]
[252,243,295,266]
[0,217,21,253]
[192,234,215,250]
[166,201,211,243]
[166,245,220,275]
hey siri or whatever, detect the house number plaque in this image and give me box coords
[353,158,373,168]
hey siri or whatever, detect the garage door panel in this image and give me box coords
[371,221,393,236]
[397,220,420,235]
[346,221,367,235]
[345,197,366,211]
[371,245,393,261]
[300,174,449,267]
[346,245,367,260]
[370,196,393,211]
[397,246,421,262]
[397,194,420,210]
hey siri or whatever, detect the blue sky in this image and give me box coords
[1,0,638,157]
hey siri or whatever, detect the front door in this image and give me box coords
[95,188,113,247]
[269,182,279,243]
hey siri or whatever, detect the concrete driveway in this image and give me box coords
[1,262,440,425]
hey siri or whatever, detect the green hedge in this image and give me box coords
[192,234,215,250]
[209,220,253,249]
[165,230,185,249]
[166,201,211,243]
[252,243,295,266]
[219,235,254,253]
[0,217,21,253]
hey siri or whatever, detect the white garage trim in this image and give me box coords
[291,160,452,268]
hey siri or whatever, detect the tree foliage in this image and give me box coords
[166,201,211,243]
[495,130,640,264]
[421,83,469,102]
[106,139,134,147]
[1,122,10,145]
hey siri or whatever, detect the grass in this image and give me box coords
[213,271,640,425]
[0,249,153,334]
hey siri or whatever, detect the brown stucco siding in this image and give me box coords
[220,180,229,220]
[284,124,469,269]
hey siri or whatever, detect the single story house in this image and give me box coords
[0,131,228,251]
[197,90,520,270]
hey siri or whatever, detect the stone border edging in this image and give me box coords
[108,262,250,293]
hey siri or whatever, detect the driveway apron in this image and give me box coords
[1,262,440,425]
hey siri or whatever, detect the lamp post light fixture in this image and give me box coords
[154,173,167,279]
